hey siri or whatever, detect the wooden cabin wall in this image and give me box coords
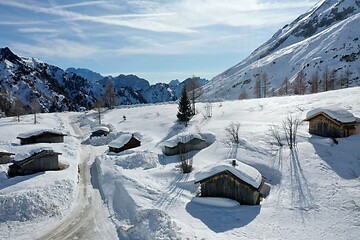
[200,172,260,205]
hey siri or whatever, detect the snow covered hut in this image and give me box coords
[17,129,66,145]
[90,126,110,138]
[108,134,141,153]
[162,133,210,156]
[0,150,15,164]
[8,148,61,177]
[304,108,359,138]
[194,159,266,205]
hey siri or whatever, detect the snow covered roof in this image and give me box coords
[14,147,59,162]
[0,149,14,155]
[194,159,263,189]
[305,108,357,123]
[92,126,110,133]
[164,133,205,148]
[17,129,66,139]
[108,134,139,149]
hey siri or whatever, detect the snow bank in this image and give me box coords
[0,179,74,222]
[194,159,263,189]
[17,129,66,139]
[114,151,158,170]
[306,107,357,123]
[94,156,179,239]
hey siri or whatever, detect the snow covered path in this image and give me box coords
[38,114,117,240]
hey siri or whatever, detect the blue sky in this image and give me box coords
[0,0,318,83]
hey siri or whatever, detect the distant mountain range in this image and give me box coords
[0,47,208,116]
[202,0,360,100]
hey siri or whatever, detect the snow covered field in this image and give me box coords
[1,87,360,239]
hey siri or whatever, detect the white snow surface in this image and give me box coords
[1,87,360,239]
[163,132,205,148]
[17,128,65,139]
[194,159,263,189]
[306,107,357,123]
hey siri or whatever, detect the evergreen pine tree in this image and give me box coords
[177,88,192,125]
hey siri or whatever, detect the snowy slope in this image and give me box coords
[0,48,209,115]
[0,47,97,114]
[66,67,104,82]
[87,87,359,239]
[1,87,360,239]
[0,112,81,239]
[202,0,360,100]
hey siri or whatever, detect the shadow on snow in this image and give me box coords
[185,201,260,233]
[309,135,360,179]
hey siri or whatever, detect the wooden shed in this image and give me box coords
[17,129,66,145]
[0,150,15,164]
[8,148,61,177]
[162,133,210,156]
[90,126,110,138]
[108,134,141,153]
[194,159,265,205]
[304,108,359,138]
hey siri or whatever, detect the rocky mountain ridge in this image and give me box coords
[0,47,207,116]
[202,0,360,100]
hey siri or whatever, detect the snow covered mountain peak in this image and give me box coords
[202,0,360,100]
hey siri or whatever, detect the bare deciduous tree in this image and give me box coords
[261,72,270,98]
[294,70,306,95]
[329,69,336,90]
[30,98,42,124]
[340,68,351,89]
[94,98,104,125]
[225,121,241,144]
[269,125,283,147]
[254,75,262,98]
[322,66,330,92]
[239,89,248,100]
[204,102,213,118]
[278,77,291,96]
[103,80,117,109]
[13,99,25,122]
[311,70,319,94]
[283,115,301,149]
[186,75,203,115]
[178,136,193,173]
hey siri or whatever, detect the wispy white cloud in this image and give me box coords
[50,1,108,9]
[11,38,99,59]
[18,27,58,33]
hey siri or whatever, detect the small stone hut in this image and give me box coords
[17,129,66,145]
[162,133,210,156]
[90,126,110,138]
[194,159,266,205]
[0,150,15,164]
[108,134,141,153]
[8,148,61,177]
[304,108,359,138]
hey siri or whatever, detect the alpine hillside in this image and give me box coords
[0,48,207,116]
[202,0,360,100]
